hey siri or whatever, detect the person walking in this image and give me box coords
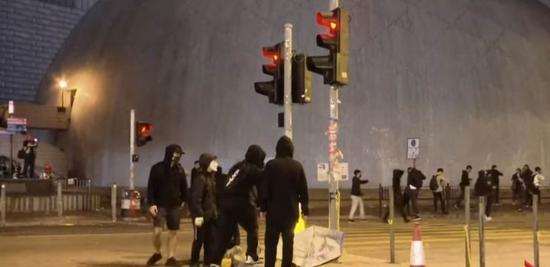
[430,168,449,214]
[454,165,472,209]
[146,144,188,267]
[22,136,37,178]
[474,170,493,221]
[260,136,309,267]
[532,167,545,205]
[488,165,503,205]
[511,168,524,206]
[348,169,369,222]
[211,145,266,267]
[522,164,534,208]
[190,153,220,267]
[404,167,426,221]
[383,169,409,223]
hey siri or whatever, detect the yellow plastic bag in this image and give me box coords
[294,204,306,234]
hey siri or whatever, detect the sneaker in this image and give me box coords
[245,255,260,264]
[165,257,180,267]
[484,216,492,222]
[210,265,221,267]
[146,253,162,266]
[453,204,459,209]
[412,216,422,221]
[348,219,355,223]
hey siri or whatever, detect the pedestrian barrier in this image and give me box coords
[409,223,425,267]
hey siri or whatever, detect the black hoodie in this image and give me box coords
[474,170,492,196]
[190,153,218,220]
[406,168,426,189]
[147,144,187,207]
[223,145,266,200]
[392,169,405,192]
[260,136,309,223]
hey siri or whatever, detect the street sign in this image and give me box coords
[407,138,420,159]
[7,117,27,133]
[317,163,329,182]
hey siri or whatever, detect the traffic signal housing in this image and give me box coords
[292,54,312,104]
[254,42,284,105]
[307,7,349,86]
[135,122,153,147]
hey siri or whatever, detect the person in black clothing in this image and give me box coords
[214,166,240,251]
[260,136,309,267]
[474,170,493,221]
[348,169,369,222]
[454,165,472,209]
[146,144,187,267]
[190,153,219,267]
[488,165,503,205]
[383,169,409,223]
[211,145,266,267]
[404,167,426,221]
[521,164,534,207]
[511,168,524,206]
[22,137,38,178]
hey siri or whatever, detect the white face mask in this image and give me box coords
[207,160,219,173]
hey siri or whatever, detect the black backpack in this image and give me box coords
[429,175,439,191]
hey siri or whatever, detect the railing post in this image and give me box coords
[57,180,63,217]
[111,184,117,223]
[378,184,383,218]
[1,184,6,226]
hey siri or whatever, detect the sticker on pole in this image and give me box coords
[335,162,349,181]
[407,138,420,159]
[317,163,329,182]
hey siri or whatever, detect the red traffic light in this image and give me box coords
[317,12,338,34]
[136,122,153,147]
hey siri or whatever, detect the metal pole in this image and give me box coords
[328,0,341,231]
[284,24,293,140]
[57,180,63,217]
[464,185,471,267]
[86,179,92,211]
[388,186,395,263]
[111,184,117,223]
[129,109,135,190]
[9,134,13,176]
[533,194,539,267]
[1,184,6,226]
[478,196,485,267]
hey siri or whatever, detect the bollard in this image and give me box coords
[533,194,539,267]
[478,196,485,267]
[1,184,6,226]
[111,184,117,223]
[388,187,395,263]
[57,180,63,217]
[464,185,471,267]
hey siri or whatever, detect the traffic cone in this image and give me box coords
[410,223,426,267]
[524,260,534,267]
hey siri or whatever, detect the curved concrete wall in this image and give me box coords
[38,0,550,187]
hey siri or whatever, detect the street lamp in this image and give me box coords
[57,79,76,113]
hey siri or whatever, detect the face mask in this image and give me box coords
[207,160,219,173]
[171,152,182,165]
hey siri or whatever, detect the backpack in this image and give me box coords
[429,175,439,191]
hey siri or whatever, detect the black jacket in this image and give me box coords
[392,169,404,193]
[223,145,266,201]
[406,168,426,189]
[260,136,309,223]
[460,170,471,187]
[190,153,218,220]
[147,144,187,207]
[474,171,492,196]
[488,169,503,185]
[351,176,368,196]
[522,168,534,186]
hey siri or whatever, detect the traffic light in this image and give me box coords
[135,122,153,147]
[292,54,312,104]
[306,7,349,86]
[254,42,284,105]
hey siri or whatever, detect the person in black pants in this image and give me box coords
[146,144,187,267]
[488,165,503,205]
[383,169,409,223]
[454,165,472,209]
[404,167,426,221]
[22,137,37,178]
[474,170,493,221]
[260,136,309,267]
[210,145,266,266]
[190,153,219,267]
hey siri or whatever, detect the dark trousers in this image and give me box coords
[512,184,523,203]
[494,185,500,204]
[383,189,408,221]
[212,200,259,265]
[23,159,35,178]
[433,192,446,213]
[265,219,296,267]
[404,188,420,217]
[190,219,217,265]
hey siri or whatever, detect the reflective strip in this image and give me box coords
[409,241,425,266]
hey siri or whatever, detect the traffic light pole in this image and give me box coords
[328,0,340,231]
[284,24,293,139]
[129,109,135,190]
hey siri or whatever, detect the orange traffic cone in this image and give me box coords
[524,260,534,267]
[410,223,426,267]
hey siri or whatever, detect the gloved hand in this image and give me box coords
[194,217,204,227]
